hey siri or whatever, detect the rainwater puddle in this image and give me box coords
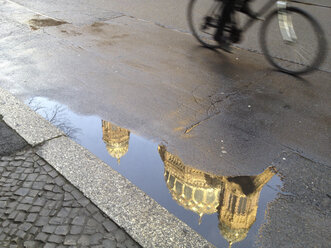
[27,97,283,248]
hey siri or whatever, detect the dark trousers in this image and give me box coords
[214,0,236,41]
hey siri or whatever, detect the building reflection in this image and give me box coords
[158,145,276,248]
[102,120,130,164]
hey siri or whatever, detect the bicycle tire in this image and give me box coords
[187,0,223,49]
[260,7,326,75]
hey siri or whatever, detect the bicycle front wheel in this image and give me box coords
[187,0,224,49]
[260,7,326,75]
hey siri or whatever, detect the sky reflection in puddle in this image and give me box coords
[27,97,282,248]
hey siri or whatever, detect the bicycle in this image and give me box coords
[187,0,327,75]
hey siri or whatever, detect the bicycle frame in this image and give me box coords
[241,0,280,32]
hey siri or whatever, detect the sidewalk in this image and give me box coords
[0,88,213,247]
[0,122,139,247]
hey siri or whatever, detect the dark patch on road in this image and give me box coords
[0,120,28,156]
[90,22,106,33]
[28,18,68,30]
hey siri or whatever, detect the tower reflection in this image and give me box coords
[102,120,130,164]
[158,145,276,247]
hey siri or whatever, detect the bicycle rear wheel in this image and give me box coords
[187,0,224,48]
[260,7,326,75]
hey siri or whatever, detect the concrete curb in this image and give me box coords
[0,87,213,248]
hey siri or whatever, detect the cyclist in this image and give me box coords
[214,0,255,52]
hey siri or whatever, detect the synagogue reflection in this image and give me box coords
[102,120,130,164]
[158,145,276,248]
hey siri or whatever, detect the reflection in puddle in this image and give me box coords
[159,146,276,248]
[102,121,130,164]
[27,97,282,248]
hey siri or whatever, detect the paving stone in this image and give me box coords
[48,171,58,178]
[78,198,90,207]
[35,217,49,227]
[72,216,85,226]
[71,189,83,200]
[77,235,90,246]
[102,239,117,248]
[103,221,118,232]
[94,212,105,222]
[62,184,74,192]
[14,188,29,196]
[21,196,34,204]
[18,222,32,232]
[33,198,46,206]
[64,192,74,201]
[70,225,83,235]
[90,233,103,245]
[15,229,26,239]
[44,184,54,191]
[115,229,127,243]
[43,244,57,248]
[42,225,56,234]
[25,174,38,182]
[0,200,7,208]
[14,212,26,223]
[54,225,69,235]
[17,203,30,212]
[64,235,79,245]
[29,206,41,213]
[28,190,39,198]
[35,232,49,242]
[48,234,64,244]
[23,241,43,248]
[49,217,64,225]
[57,208,70,218]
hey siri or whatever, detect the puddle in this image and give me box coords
[27,97,282,248]
[28,18,68,30]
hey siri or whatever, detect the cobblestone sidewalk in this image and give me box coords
[0,121,140,247]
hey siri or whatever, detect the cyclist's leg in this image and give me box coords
[214,0,236,42]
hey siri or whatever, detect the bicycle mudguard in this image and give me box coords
[277,1,297,42]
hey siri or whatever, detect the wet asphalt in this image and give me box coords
[0,0,330,247]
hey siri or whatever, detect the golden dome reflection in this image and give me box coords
[158,145,276,247]
[102,120,130,164]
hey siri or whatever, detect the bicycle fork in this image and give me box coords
[277,1,297,43]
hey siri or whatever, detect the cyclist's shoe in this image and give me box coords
[218,39,233,53]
